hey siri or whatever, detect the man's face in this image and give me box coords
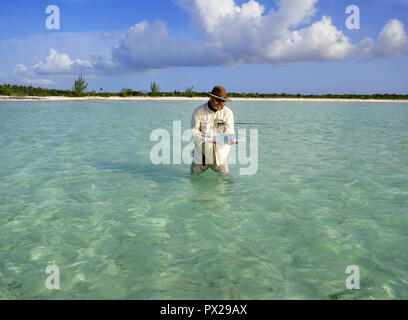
[210,96,225,110]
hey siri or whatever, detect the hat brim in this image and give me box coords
[207,92,232,102]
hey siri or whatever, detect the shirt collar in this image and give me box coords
[207,100,219,113]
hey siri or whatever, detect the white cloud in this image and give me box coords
[377,19,408,57]
[10,0,408,80]
[110,0,408,71]
[263,16,352,64]
[3,31,117,68]
[13,64,56,85]
[30,48,93,75]
[270,0,318,29]
[352,19,408,60]
[6,31,120,84]
[12,48,95,85]
[111,20,231,70]
[112,0,353,69]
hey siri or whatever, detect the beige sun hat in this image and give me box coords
[207,85,232,102]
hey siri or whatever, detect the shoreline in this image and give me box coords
[1,95,408,103]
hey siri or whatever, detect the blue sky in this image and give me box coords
[1,0,407,94]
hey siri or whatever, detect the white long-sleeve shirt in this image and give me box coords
[191,102,235,166]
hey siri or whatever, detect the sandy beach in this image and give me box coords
[1,95,407,103]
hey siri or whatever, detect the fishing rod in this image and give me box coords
[235,122,274,126]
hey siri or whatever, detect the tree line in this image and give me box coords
[1,76,407,100]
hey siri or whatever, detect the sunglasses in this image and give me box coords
[213,97,226,104]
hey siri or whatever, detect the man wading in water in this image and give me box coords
[191,85,236,175]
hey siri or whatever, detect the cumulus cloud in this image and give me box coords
[13,63,56,85]
[111,20,231,70]
[110,0,408,71]
[12,0,408,78]
[262,16,353,64]
[377,19,408,57]
[13,48,94,84]
[26,48,93,75]
[176,0,407,63]
[353,19,408,60]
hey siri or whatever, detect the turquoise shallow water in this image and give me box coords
[0,100,407,299]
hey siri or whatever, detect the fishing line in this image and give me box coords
[235,122,274,126]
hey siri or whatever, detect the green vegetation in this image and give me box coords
[149,82,160,96]
[185,86,194,97]
[72,75,88,96]
[0,84,74,97]
[120,88,133,97]
[1,81,407,100]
